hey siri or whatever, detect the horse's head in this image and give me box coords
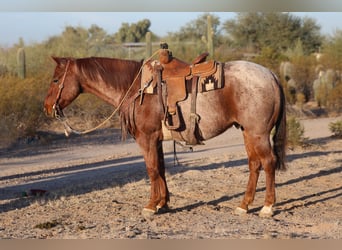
[44,57,81,118]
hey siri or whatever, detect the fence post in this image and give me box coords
[146,32,152,58]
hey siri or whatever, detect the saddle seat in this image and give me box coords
[159,49,213,79]
[158,48,219,115]
[158,49,190,78]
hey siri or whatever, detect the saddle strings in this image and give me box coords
[58,49,162,137]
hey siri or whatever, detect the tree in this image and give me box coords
[164,13,221,60]
[61,26,89,56]
[114,19,151,43]
[44,25,119,58]
[223,13,264,51]
[299,17,323,54]
[167,13,220,42]
[87,25,109,55]
[321,29,342,70]
[223,13,323,55]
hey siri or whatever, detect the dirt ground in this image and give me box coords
[0,116,341,239]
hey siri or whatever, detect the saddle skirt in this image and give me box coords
[141,59,158,94]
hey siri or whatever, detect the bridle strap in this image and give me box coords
[52,60,70,116]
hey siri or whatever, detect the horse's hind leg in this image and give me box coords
[236,132,276,217]
[258,144,277,217]
[235,132,262,215]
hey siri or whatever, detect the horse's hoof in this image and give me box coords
[141,208,156,219]
[234,207,247,215]
[156,205,170,214]
[259,205,273,218]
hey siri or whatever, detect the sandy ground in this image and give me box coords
[0,116,341,239]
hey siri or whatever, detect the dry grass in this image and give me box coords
[0,76,48,147]
[0,75,119,148]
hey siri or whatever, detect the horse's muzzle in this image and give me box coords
[43,105,56,118]
[43,107,51,117]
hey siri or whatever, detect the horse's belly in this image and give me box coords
[178,90,234,141]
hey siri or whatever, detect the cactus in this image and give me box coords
[201,15,214,59]
[145,32,152,58]
[207,15,214,58]
[17,48,26,79]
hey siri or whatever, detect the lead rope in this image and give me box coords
[57,50,161,137]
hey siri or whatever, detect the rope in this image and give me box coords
[59,49,161,137]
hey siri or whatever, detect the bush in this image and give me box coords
[286,116,306,147]
[327,81,342,112]
[329,120,342,138]
[295,92,306,109]
[0,74,119,148]
[0,75,49,147]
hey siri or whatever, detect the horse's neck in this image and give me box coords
[79,68,136,108]
[81,80,123,107]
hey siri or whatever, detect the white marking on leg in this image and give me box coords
[259,205,273,217]
[234,207,248,215]
[141,208,156,219]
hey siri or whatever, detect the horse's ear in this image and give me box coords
[51,56,60,64]
[51,56,69,66]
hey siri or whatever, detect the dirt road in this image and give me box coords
[0,116,341,239]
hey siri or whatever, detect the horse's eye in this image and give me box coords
[53,79,59,84]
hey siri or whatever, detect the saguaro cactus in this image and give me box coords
[207,15,214,58]
[17,48,26,79]
[201,15,214,59]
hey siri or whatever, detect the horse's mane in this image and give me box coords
[75,57,142,90]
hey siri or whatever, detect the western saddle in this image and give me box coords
[140,43,223,145]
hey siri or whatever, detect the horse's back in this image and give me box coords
[225,60,278,90]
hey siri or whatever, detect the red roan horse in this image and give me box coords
[44,54,286,218]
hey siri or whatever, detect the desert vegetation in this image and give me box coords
[1,13,342,239]
[0,13,342,147]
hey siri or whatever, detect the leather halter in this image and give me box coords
[52,60,70,119]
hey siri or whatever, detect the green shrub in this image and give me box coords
[286,116,306,147]
[329,120,342,138]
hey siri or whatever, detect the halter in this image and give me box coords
[52,60,70,119]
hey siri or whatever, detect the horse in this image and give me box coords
[43,55,286,218]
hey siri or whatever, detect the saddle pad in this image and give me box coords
[198,62,224,92]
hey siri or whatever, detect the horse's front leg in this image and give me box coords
[136,132,169,216]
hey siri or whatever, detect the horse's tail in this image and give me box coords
[272,73,287,171]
